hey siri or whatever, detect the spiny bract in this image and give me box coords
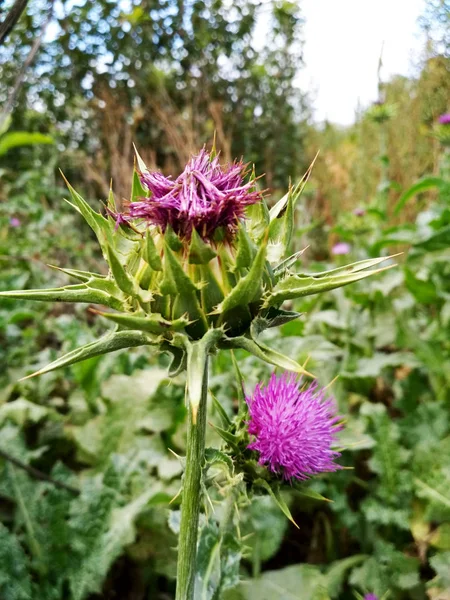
[0,147,395,385]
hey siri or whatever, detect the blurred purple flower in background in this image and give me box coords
[9,217,21,227]
[120,148,261,241]
[353,207,365,217]
[364,594,379,600]
[438,113,450,125]
[246,373,343,481]
[332,242,351,255]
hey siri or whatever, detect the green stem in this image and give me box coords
[175,351,209,600]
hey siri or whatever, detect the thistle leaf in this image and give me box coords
[93,310,189,334]
[221,335,313,377]
[210,391,232,427]
[273,247,309,278]
[296,254,401,280]
[188,229,217,264]
[230,350,246,414]
[246,197,270,243]
[164,344,187,377]
[265,259,397,307]
[267,189,294,264]
[47,265,107,283]
[20,330,159,380]
[60,173,114,256]
[165,224,183,252]
[133,144,149,174]
[254,479,298,528]
[144,230,163,271]
[213,231,268,315]
[105,244,136,296]
[268,153,317,222]
[0,284,124,310]
[160,243,197,296]
[131,165,148,202]
[235,222,255,270]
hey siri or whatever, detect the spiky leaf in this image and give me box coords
[20,330,159,380]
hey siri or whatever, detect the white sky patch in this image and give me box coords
[298,0,427,125]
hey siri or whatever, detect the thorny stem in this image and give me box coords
[175,352,209,600]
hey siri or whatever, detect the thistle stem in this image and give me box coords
[175,353,209,600]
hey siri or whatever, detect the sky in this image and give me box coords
[298,0,427,125]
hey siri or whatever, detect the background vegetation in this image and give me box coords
[0,0,449,598]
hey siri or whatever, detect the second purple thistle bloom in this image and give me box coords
[246,373,343,481]
[128,148,261,241]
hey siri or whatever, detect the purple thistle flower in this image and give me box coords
[438,113,450,125]
[332,242,351,255]
[246,373,343,481]
[9,217,21,227]
[353,207,365,217]
[124,148,261,240]
[364,595,379,600]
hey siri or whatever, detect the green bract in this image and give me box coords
[0,151,395,413]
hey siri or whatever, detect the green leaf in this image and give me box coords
[224,564,326,600]
[404,268,438,304]
[20,330,159,380]
[325,555,367,597]
[130,165,148,202]
[221,335,313,377]
[0,131,54,156]
[0,523,32,600]
[194,523,241,600]
[230,351,246,414]
[267,189,294,264]
[245,198,270,243]
[94,310,189,334]
[105,244,136,296]
[61,176,114,257]
[254,479,298,527]
[414,478,450,509]
[0,398,50,427]
[210,392,232,427]
[133,143,149,173]
[72,368,173,464]
[235,223,255,270]
[189,229,217,264]
[214,232,268,315]
[273,247,309,278]
[265,257,397,307]
[0,284,124,310]
[47,265,106,283]
[204,448,234,473]
[160,243,207,332]
[69,479,161,600]
[144,230,163,271]
[394,176,443,215]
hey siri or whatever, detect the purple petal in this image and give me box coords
[246,373,343,481]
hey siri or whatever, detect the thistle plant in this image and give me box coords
[0,147,395,599]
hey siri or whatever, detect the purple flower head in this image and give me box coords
[9,217,21,227]
[438,113,450,125]
[126,149,261,240]
[246,373,343,481]
[332,242,351,255]
[364,595,379,600]
[353,207,365,217]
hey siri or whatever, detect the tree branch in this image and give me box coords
[0,0,28,46]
